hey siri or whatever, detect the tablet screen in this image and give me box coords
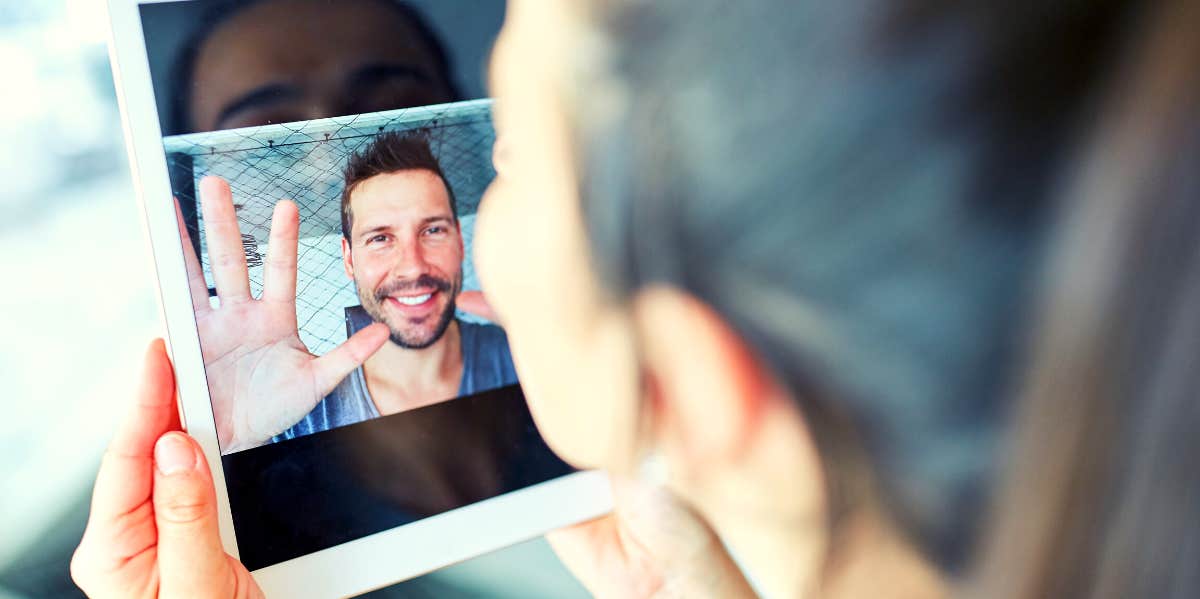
[136,0,573,571]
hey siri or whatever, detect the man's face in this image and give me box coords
[190,0,456,132]
[343,170,464,349]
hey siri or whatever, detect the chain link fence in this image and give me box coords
[163,99,496,355]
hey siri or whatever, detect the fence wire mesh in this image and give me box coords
[163,100,496,355]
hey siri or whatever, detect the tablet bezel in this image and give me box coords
[104,1,611,595]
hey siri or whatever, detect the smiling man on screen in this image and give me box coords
[274,132,518,441]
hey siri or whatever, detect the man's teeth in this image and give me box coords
[394,293,432,306]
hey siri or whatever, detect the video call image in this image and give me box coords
[140,0,573,571]
[168,102,506,453]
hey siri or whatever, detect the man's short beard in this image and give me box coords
[388,296,457,349]
[361,272,460,349]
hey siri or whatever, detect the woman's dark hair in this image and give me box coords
[570,0,1151,577]
[972,1,1200,597]
[166,0,461,135]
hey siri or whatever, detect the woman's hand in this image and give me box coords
[458,288,753,596]
[71,339,262,599]
[456,291,753,597]
[548,478,758,599]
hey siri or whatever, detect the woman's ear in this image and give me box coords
[632,287,834,599]
[631,286,785,470]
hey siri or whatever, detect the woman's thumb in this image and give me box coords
[153,432,236,596]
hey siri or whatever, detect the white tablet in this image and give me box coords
[104,1,611,596]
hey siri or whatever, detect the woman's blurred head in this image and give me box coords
[478,0,1148,594]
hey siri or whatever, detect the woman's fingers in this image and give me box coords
[547,478,758,599]
[89,339,179,524]
[262,200,299,304]
[199,176,252,303]
[76,340,179,566]
[545,515,628,594]
[153,432,238,597]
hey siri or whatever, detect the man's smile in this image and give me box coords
[386,288,439,312]
[392,292,433,306]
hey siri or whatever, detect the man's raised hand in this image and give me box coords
[182,176,388,452]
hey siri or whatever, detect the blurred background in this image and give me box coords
[0,1,586,596]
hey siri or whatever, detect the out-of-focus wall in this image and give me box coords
[0,0,157,575]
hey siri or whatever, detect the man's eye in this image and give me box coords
[424,226,446,236]
[368,234,389,244]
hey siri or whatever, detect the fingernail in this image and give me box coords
[155,433,197,476]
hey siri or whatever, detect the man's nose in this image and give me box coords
[389,236,431,280]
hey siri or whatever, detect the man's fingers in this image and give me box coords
[153,432,236,597]
[199,176,252,302]
[176,198,213,313]
[311,323,390,397]
[262,200,299,304]
[87,339,179,533]
[457,290,501,323]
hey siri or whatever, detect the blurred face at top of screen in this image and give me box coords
[189,0,457,132]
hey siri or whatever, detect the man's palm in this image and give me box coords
[196,303,321,452]
[183,177,387,451]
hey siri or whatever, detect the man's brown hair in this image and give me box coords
[341,130,457,242]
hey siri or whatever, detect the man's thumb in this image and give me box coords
[153,432,235,596]
[311,322,390,397]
